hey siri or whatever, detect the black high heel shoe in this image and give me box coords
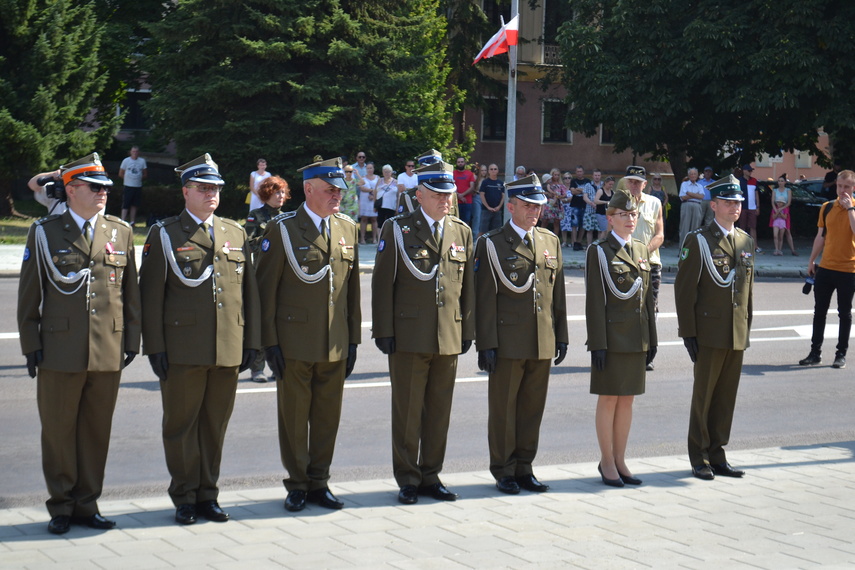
[598,463,624,488]
[617,470,642,485]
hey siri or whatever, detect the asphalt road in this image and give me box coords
[2,271,853,508]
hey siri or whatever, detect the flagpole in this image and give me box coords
[503,0,519,221]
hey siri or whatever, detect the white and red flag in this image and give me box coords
[472,14,519,65]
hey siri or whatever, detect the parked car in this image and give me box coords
[755,180,825,238]
[795,178,833,201]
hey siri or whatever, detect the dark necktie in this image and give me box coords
[199,222,213,246]
[320,219,329,249]
[433,221,441,247]
[526,231,536,256]
[81,221,91,251]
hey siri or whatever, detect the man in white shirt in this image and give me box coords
[119,146,147,225]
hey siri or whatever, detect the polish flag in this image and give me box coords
[472,15,520,65]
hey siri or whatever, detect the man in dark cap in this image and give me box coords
[675,175,754,481]
[372,159,475,505]
[475,175,568,495]
[139,154,260,525]
[18,153,141,534]
[256,156,361,513]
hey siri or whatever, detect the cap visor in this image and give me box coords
[328,177,348,190]
[189,174,225,186]
[516,193,548,205]
[422,181,456,193]
[77,174,114,186]
[625,175,646,182]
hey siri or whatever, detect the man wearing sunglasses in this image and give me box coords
[18,153,142,535]
[139,154,260,526]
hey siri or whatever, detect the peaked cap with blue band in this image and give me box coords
[506,174,547,205]
[416,149,443,166]
[175,153,225,186]
[298,155,347,190]
[414,160,455,193]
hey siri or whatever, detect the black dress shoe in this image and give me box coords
[598,463,624,488]
[72,513,116,529]
[398,485,418,505]
[516,474,549,492]
[418,482,458,501]
[711,462,745,478]
[617,471,642,486]
[175,504,197,525]
[197,500,229,522]
[284,490,307,512]
[495,476,520,495]
[47,515,71,535]
[691,465,715,480]
[307,488,344,510]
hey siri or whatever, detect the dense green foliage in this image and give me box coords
[0,0,120,214]
[557,0,855,182]
[145,0,458,190]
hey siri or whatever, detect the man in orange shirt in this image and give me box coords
[800,169,855,369]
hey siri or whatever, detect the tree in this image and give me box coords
[0,0,120,215]
[555,0,855,183]
[145,0,457,194]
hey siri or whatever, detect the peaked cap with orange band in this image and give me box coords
[60,153,114,187]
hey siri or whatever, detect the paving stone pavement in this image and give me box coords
[2,443,854,569]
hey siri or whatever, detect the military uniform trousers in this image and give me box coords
[160,364,238,506]
[278,359,346,492]
[688,345,744,467]
[390,351,458,487]
[488,357,551,480]
[38,369,121,518]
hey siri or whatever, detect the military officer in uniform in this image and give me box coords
[585,190,657,487]
[475,175,568,495]
[18,153,141,534]
[139,154,260,524]
[372,159,475,505]
[675,175,754,481]
[397,149,458,217]
[256,156,361,512]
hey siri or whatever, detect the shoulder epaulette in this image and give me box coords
[271,211,297,223]
[533,226,557,238]
[483,227,503,238]
[157,215,180,227]
[333,212,356,225]
[390,211,413,222]
[220,217,243,229]
[35,213,62,226]
[734,226,750,237]
[591,238,606,246]
[103,214,131,227]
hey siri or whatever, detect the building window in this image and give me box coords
[795,150,812,169]
[542,100,571,143]
[543,0,574,44]
[483,0,511,29]
[599,124,615,145]
[482,97,507,141]
[119,90,151,131]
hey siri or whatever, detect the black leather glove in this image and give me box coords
[345,344,357,378]
[646,347,657,366]
[554,342,568,366]
[461,340,472,355]
[375,337,396,355]
[25,350,43,378]
[123,351,137,367]
[240,349,257,373]
[591,349,606,371]
[148,352,169,382]
[478,349,497,374]
[265,346,285,380]
[683,337,699,363]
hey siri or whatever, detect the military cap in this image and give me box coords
[624,165,647,182]
[607,189,638,212]
[708,174,744,201]
[415,160,455,193]
[175,153,225,186]
[298,155,346,190]
[60,152,113,187]
[416,149,443,166]
[506,174,547,205]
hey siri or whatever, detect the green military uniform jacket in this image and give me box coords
[585,234,657,353]
[372,209,474,354]
[18,211,141,372]
[674,222,754,350]
[139,209,260,367]
[244,204,281,263]
[475,224,568,359]
[255,204,361,362]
